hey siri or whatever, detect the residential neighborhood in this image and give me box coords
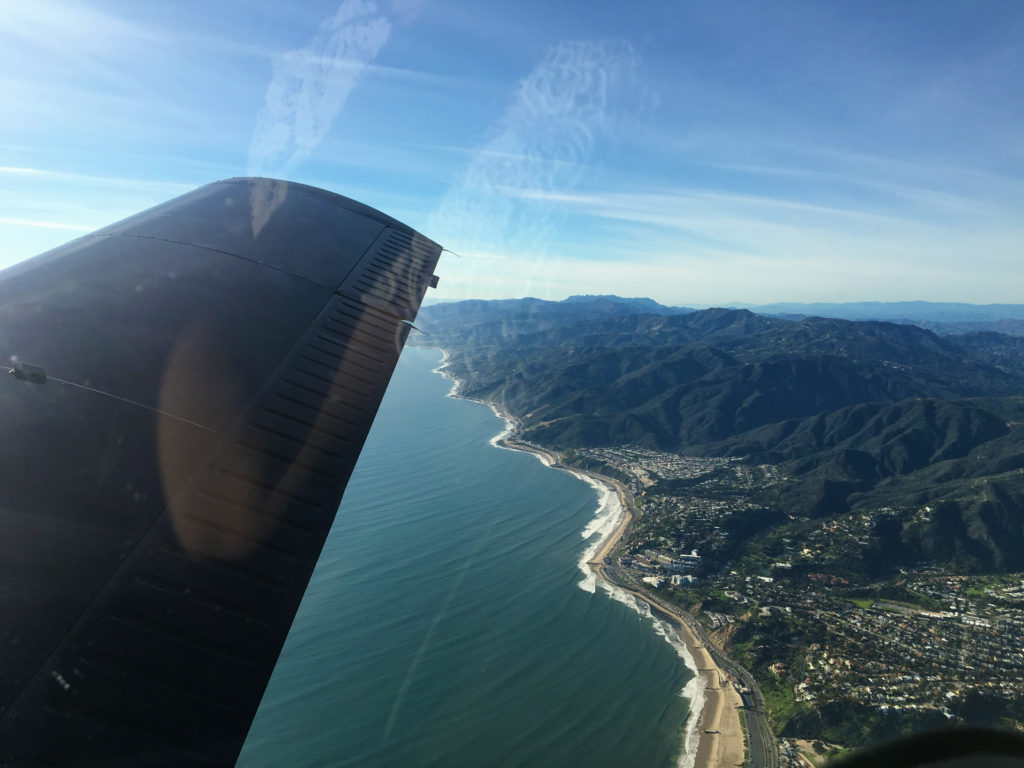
[568,445,1024,739]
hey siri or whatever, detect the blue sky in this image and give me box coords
[1,0,1021,305]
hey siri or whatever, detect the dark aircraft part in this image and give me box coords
[831,726,1024,767]
[0,178,441,767]
[10,362,46,383]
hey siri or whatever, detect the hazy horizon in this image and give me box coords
[422,295,1024,312]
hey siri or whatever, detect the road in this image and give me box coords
[606,566,779,768]
[527,452,778,768]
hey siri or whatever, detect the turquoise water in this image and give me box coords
[238,347,692,767]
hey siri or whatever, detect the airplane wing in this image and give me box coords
[0,178,442,767]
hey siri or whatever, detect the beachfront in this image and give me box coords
[580,472,749,768]
[513,443,749,768]
[497,440,750,768]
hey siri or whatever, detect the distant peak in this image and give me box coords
[563,294,661,306]
[692,307,756,319]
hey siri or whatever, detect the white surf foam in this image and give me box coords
[572,474,703,768]
[590,577,705,768]
[572,474,622,594]
[487,404,515,448]
[429,349,517,442]
[430,348,462,398]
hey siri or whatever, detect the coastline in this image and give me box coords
[429,347,748,768]
[496,439,747,768]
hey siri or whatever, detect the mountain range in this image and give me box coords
[416,296,1024,574]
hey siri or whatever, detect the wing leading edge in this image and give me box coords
[0,178,441,766]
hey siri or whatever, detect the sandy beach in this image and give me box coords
[675,614,747,768]
[432,347,749,768]
[584,482,747,768]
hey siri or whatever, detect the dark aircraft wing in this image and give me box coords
[0,178,441,767]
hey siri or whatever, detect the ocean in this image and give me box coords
[237,346,696,767]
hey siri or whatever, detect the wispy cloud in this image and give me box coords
[0,166,46,175]
[0,217,94,232]
[183,32,461,92]
[0,0,167,98]
[0,165,193,194]
[0,166,197,266]
[430,165,1024,305]
[516,186,919,231]
[433,223,1024,305]
[248,0,394,176]
[0,0,161,53]
[430,39,643,256]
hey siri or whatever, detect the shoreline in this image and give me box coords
[428,346,748,768]
[498,437,747,768]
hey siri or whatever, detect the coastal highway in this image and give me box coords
[607,566,779,768]
[744,698,774,768]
